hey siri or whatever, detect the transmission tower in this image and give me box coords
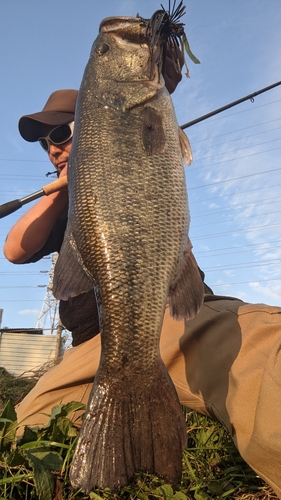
[36,253,60,335]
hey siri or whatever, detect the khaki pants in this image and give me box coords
[16,295,281,497]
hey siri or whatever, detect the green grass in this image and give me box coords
[0,370,277,500]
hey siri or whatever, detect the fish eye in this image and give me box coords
[95,43,110,56]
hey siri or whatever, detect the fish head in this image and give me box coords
[83,16,166,111]
[99,16,163,83]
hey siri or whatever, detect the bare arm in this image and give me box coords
[3,171,68,264]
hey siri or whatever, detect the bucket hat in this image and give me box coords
[18,89,78,142]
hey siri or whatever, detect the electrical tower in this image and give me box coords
[36,252,60,335]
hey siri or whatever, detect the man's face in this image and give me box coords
[38,122,74,175]
[48,139,72,175]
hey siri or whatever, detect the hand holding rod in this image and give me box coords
[0,176,68,219]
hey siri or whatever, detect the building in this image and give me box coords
[0,327,62,377]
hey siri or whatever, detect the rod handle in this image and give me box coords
[42,176,68,195]
[0,199,23,219]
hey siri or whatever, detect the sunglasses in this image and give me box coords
[39,121,74,152]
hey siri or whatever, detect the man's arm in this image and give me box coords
[3,171,68,264]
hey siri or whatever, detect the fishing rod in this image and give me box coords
[180,80,281,129]
[0,80,281,219]
[0,177,67,219]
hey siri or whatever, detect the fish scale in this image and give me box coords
[53,14,204,493]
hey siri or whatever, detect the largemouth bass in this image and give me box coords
[53,6,204,493]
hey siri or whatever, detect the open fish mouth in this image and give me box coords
[99,1,186,45]
[99,1,199,86]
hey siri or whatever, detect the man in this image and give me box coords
[3,64,281,498]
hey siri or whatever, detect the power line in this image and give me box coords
[0,285,46,289]
[0,272,50,275]
[189,182,281,204]
[192,125,281,153]
[0,300,44,303]
[193,137,281,163]
[189,167,281,190]
[192,197,281,218]
[208,277,281,287]
[203,258,281,272]
[191,118,281,147]
[191,210,281,229]
[192,222,281,240]
[0,159,49,164]
[191,148,281,171]
[195,239,281,257]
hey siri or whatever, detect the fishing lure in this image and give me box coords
[143,1,200,78]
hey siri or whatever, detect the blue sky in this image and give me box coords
[0,0,280,330]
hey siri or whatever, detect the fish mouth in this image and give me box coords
[98,10,186,82]
[99,16,148,44]
[99,16,146,32]
[99,5,186,46]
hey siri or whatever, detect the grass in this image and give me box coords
[0,368,36,413]
[0,369,278,500]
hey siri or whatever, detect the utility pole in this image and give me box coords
[36,253,60,335]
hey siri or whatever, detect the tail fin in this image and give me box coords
[70,361,186,493]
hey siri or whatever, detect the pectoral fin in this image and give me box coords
[169,239,204,320]
[179,127,192,166]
